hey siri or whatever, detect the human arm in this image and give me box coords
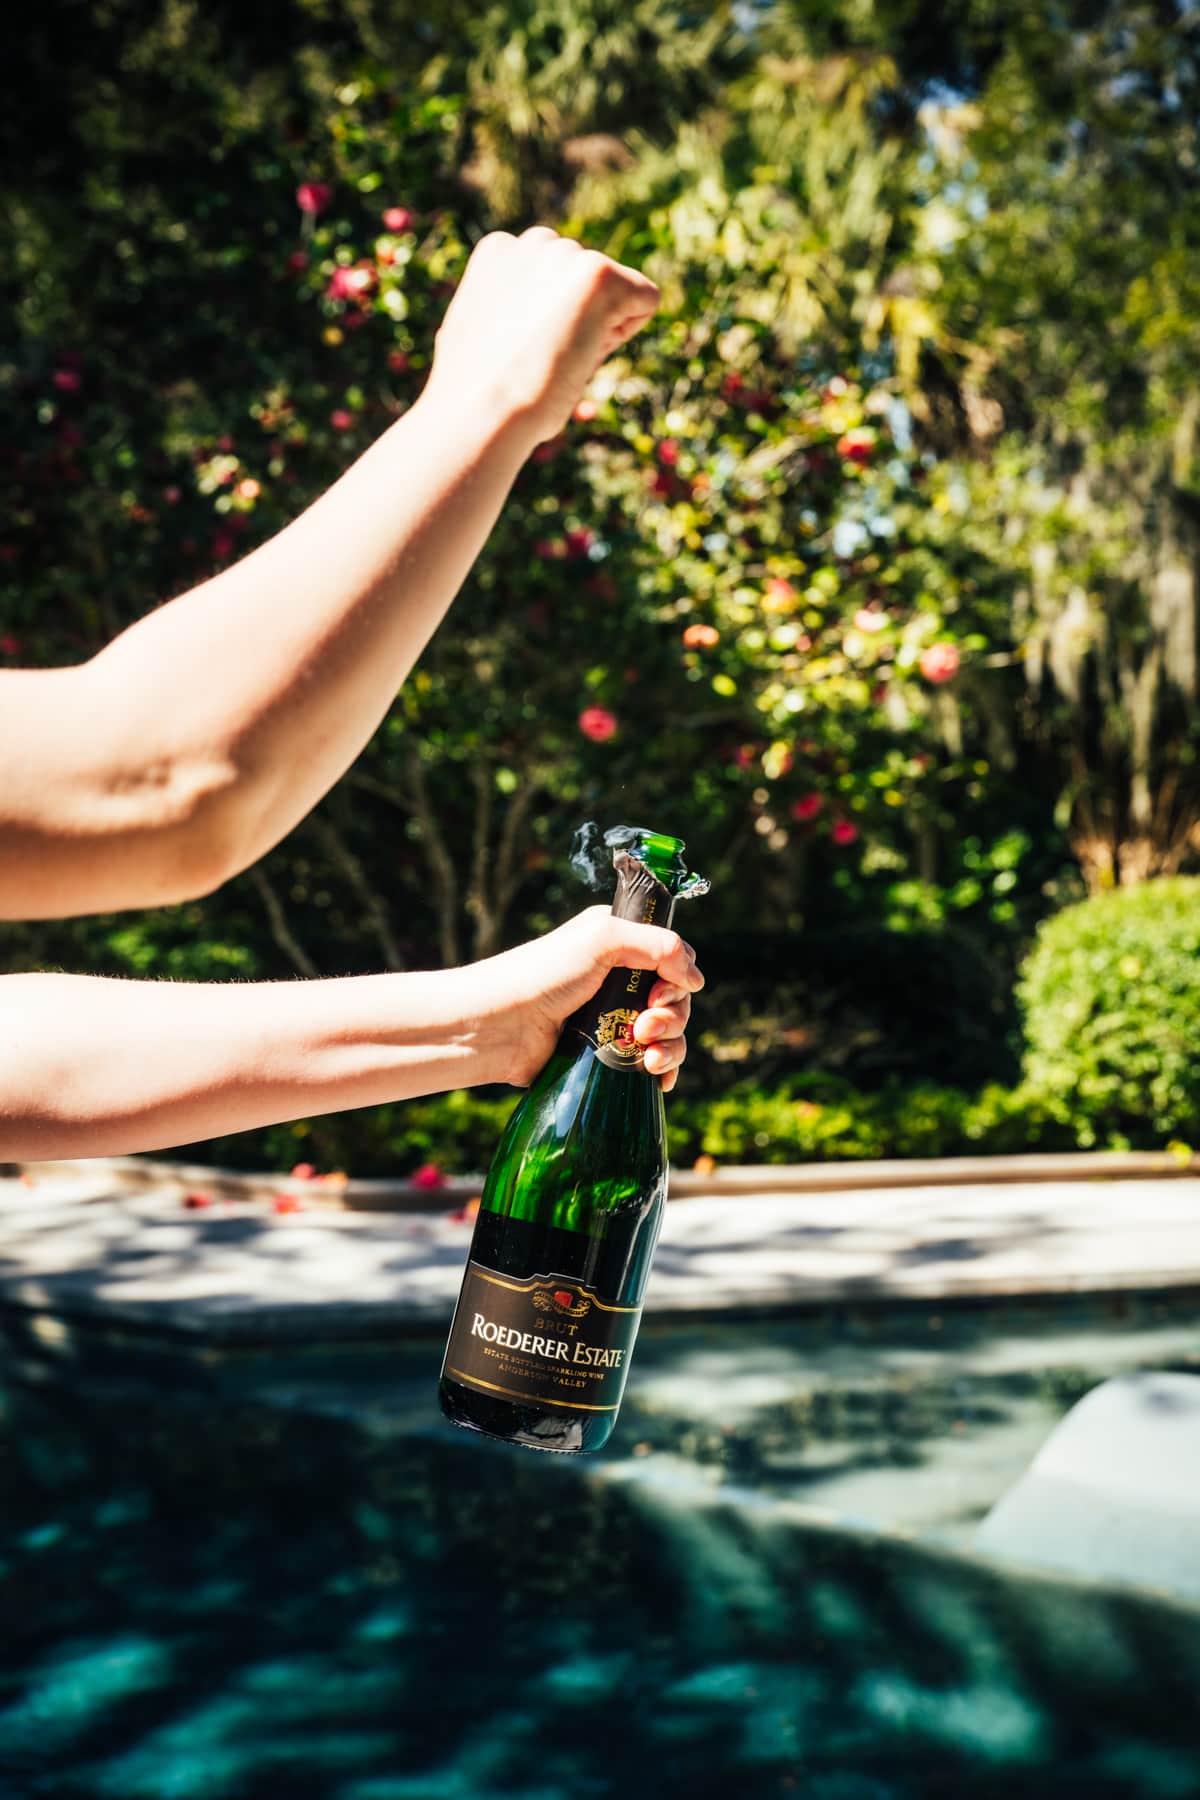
[0,229,659,922]
[0,910,701,1161]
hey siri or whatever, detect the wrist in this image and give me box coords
[409,374,541,470]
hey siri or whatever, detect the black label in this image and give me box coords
[570,853,676,1072]
[441,1263,642,1413]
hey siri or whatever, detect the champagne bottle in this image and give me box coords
[439,827,706,1455]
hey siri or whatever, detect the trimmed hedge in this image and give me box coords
[1019,876,1200,1148]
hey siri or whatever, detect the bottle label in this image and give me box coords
[570,852,677,1072]
[442,1261,642,1413]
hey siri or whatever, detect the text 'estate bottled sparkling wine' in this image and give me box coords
[439,826,708,1455]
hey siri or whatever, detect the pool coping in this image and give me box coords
[7,1145,1200,1211]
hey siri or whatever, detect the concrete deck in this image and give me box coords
[2,1162,1200,1344]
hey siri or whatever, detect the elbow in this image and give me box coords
[96,753,253,907]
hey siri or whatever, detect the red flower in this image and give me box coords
[564,527,596,559]
[290,1162,317,1181]
[836,430,874,465]
[579,705,618,743]
[532,434,565,463]
[287,250,309,273]
[327,264,375,301]
[211,530,236,561]
[830,818,860,846]
[296,182,331,216]
[387,349,410,374]
[919,642,960,684]
[682,623,720,649]
[534,537,566,560]
[329,409,355,432]
[53,368,82,393]
[382,206,414,232]
[791,793,824,822]
[657,439,680,466]
[0,634,22,657]
[273,1193,303,1214]
[733,744,759,770]
[183,1191,214,1210]
[412,1163,447,1190]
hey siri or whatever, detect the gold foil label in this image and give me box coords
[442,1264,642,1413]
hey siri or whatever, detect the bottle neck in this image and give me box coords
[563,853,677,1072]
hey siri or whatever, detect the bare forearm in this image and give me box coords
[0,969,505,1161]
[87,391,531,875]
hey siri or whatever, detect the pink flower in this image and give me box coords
[412,1162,447,1190]
[296,182,331,216]
[733,744,760,770]
[830,818,860,846]
[387,349,410,374]
[53,368,82,392]
[329,409,355,432]
[682,623,720,649]
[791,793,824,822]
[579,705,618,743]
[854,607,889,633]
[287,250,309,273]
[327,263,375,301]
[163,485,181,504]
[657,439,680,466]
[573,398,598,422]
[919,642,960,684]
[290,1162,317,1181]
[564,527,596,559]
[382,206,414,232]
[764,578,797,608]
[273,1193,303,1214]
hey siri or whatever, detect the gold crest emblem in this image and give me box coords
[594,1007,641,1062]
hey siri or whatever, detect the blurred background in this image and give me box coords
[3,0,1199,1176]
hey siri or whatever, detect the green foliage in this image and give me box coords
[1019,877,1200,1147]
[676,1073,1072,1165]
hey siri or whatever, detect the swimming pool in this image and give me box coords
[1,1290,1198,1799]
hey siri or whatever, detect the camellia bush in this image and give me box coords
[9,0,1192,1175]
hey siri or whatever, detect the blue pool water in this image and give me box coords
[1,1294,1199,1799]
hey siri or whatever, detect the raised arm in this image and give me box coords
[0,911,700,1161]
[0,229,658,921]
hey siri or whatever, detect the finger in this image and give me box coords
[633,1001,689,1045]
[519,224,564,247]
[645,979,690,1009]
[660,1066,680,1094]
[644,1036,686,1077]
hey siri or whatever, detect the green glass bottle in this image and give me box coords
[439,827,706,1455]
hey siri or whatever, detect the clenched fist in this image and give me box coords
[423,226,661,449]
